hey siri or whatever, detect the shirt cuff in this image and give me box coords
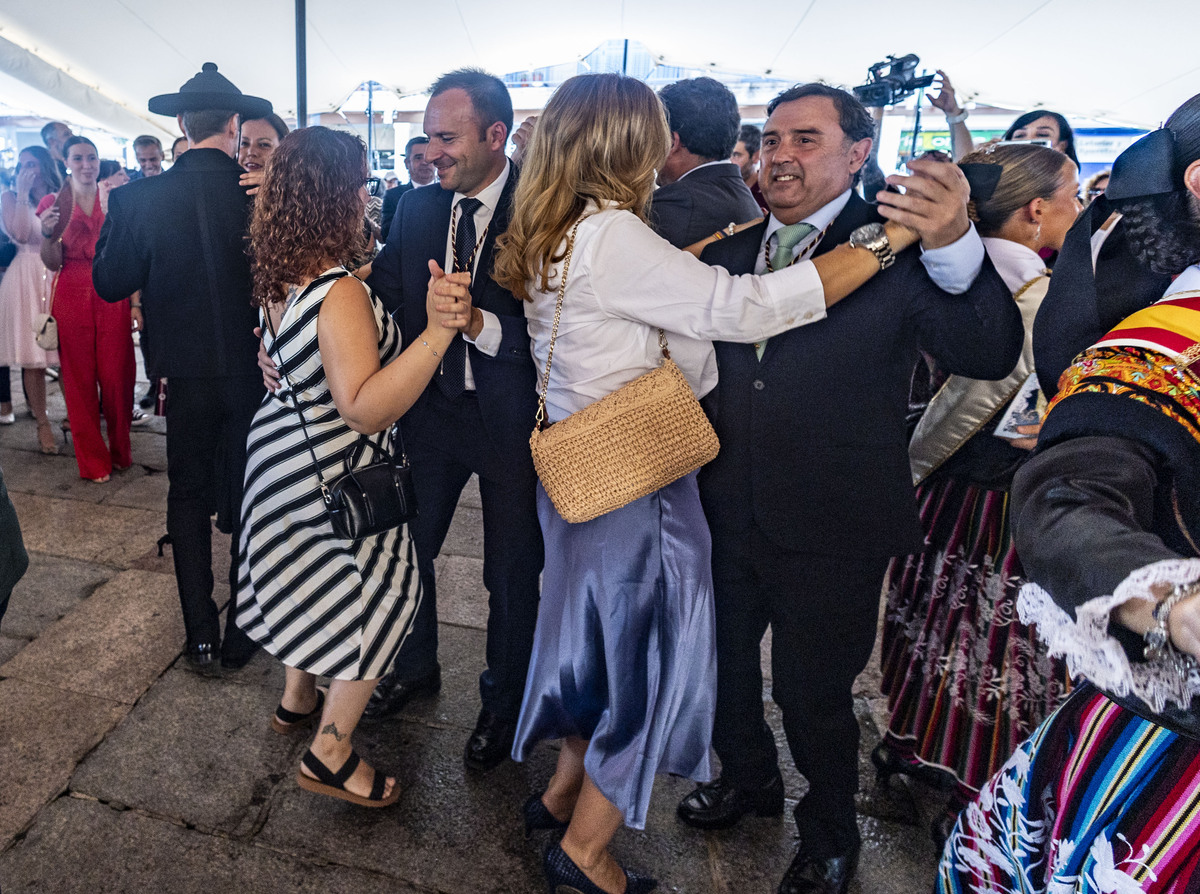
[463,308,501,357]
[758,260,827,334]
[919,223,985,295]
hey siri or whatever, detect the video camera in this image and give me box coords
[852,54,936,108]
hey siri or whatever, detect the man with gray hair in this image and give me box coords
[131,135,165,179]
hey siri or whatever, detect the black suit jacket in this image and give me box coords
[367,175,538,456]
[93,148,260,379]
[380,182,414,239]
[699,193,1022,558]
[650,162,762,249]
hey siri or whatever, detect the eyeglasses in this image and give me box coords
[364,177,384,197]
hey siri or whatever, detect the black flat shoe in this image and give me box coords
[523,793,570,839]
[361,665,442,722]
[777,844,859,894]
[543,841,657,894]
[463,708,516,771]
[869,741,954,790]
[676,773,784,829]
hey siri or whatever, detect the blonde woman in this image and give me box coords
[493,72,928,894]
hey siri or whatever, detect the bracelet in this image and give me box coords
[130,304,141,309]
[1144,580,1200,663]
[945,109,969,125]
[419,338,440,358]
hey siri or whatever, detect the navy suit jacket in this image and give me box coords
[367,175,538,457]
[698,193,1023,558]
[649,162,762,249]
[380,182,414,239]
[92,148,260,379]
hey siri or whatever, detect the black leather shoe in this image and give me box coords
[184,641,217,671]
[870,741,954,791]
[361,666,441,722]
[676,774,784,829]
[219,633,259,670]
[777,844,860,894]
[463,708,516,771]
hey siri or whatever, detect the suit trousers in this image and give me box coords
[710,524,888,858]
[165,375,263,648]
[391,388,543,721]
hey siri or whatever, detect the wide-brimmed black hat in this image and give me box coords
[148,62,272,118]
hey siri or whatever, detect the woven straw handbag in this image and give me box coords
[529,218,720,524]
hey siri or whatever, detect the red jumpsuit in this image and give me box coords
[38,192,134,480]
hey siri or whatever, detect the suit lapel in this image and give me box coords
[813,192,874,259]
[472,170,517,306]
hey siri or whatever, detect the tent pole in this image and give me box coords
[295,0,307,128]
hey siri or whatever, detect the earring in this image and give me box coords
[1034,221,1042,246]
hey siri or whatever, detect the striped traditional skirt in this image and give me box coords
[938,684,1200,893]
[880,476,1070,792]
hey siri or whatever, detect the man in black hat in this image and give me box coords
[93,63,273,670]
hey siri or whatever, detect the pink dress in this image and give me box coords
[0,198,58,368]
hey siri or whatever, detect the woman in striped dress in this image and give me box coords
[938,93,1200,893]
[237,126,472,808]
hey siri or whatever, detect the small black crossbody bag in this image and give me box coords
[265,270,418,541]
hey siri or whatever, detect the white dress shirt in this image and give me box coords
[446,159,510,390]
[1168,264,1200,296]
[525,204,826,423]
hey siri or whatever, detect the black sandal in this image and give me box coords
[271,688,326,735]
[296,749,400,808]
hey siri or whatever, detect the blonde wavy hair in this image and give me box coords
[493,73,670,301]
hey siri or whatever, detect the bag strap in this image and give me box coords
[263,270,358,506]
[534,215,671,431]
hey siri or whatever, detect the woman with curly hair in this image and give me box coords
[236,126,472,808]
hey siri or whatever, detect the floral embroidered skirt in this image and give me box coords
[880,476,1070,792]
[938,684,1200,893]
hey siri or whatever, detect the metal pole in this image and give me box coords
[295,0,307,128]
[622,39,629,76]
[367,81,375,170]
[910,88,924,159]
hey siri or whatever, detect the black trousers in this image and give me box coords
[165,375,264,648]
[391,389,543,721]
[710,524,888,858]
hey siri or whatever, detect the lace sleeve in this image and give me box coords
[1018,557,1200,712]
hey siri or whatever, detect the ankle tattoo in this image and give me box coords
[320,722,347,742]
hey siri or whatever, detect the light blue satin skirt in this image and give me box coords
[512,471,717,829]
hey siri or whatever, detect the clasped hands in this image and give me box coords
[423,259,475,347]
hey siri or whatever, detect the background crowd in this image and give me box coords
[2,54,1198,894]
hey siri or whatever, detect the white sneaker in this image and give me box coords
[0,412,14,425]
[131,407,150,426]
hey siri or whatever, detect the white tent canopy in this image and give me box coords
[0,1,1192,140]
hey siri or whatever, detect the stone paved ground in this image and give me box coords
[0,369,945,893]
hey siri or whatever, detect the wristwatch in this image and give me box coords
[848,222,896,271]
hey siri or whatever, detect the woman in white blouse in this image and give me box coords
[492,72,921,894]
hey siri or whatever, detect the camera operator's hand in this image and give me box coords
[928,70,963,117]
[876,155,971,250]
[511,116,537,168]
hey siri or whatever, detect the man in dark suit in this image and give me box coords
[650,77,762,248]
[363,69,542,772]
[93,63,271,671]
[674,83,1023,894]
[380,135,435,238]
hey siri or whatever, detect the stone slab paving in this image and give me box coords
[0,370,943,892]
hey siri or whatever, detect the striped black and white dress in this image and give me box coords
[236,268,420,681]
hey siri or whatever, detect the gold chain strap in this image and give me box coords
[533,216,671,429]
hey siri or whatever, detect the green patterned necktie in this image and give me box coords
[770,222,816,270]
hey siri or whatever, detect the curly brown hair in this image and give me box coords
[250,126,368,307]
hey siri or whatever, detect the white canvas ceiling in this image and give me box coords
[0,0,1194,141]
